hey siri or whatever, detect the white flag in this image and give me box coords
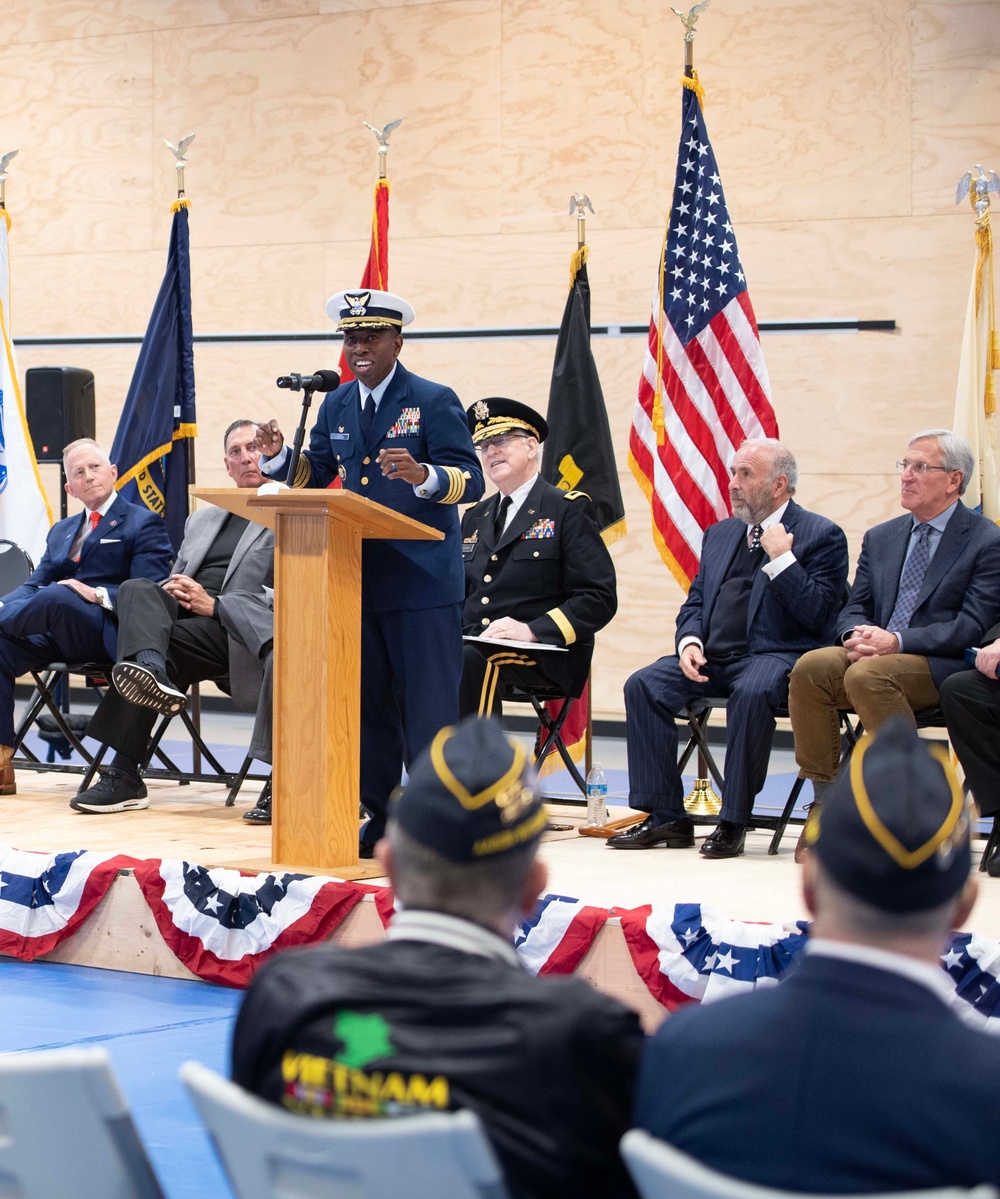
[953,209,1000,519]
[0,211,51,563]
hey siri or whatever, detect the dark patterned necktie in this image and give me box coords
[748,523,763,551]
[887,522,932,630]
[494,495,512,538]
[360,393,376,440]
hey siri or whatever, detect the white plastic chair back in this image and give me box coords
[0,1046,165,1199]
[621,1130,999,1199]
[180,1059,509,1199]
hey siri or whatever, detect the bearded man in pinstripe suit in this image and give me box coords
[610,438,849,859]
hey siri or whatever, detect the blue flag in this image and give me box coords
[112,202,196,551]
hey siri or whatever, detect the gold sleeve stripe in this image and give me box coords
[547,607,576,646]
[437,465,469,505]
[292,454,312,488]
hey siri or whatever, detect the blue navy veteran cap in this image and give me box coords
[391,717,546,862]
[806,718,971,913]
[467,398,549,445]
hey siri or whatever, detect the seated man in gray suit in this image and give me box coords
[789,429,1000,856]
[71,419,275,814]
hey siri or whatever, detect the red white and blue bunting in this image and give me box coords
[133,860,368,987]
[1,846,998,1029]
[0,845,138,961]
[515,893,610,976]
[618,901,808,1010]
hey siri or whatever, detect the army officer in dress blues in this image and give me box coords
[459,398,617,719]
[258,289,484,857]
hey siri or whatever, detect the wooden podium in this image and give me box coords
[190,487,444,878]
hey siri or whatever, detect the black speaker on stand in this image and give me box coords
[25,366,96,519]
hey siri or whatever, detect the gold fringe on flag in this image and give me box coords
[170,198,191,213]
[568,243,588,290]
[681,69,705,108]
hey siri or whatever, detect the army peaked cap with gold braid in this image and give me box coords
[325,288,415,330]
[392,716,546,861]
[807,718,971,913]
[466,398,549,445]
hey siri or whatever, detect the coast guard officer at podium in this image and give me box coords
[258,289,483,856]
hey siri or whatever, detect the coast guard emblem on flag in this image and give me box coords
[345,292,371,317]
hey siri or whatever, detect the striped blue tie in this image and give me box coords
[888,522,931,631]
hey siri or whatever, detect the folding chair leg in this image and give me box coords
[226,755,254,807]
[979,816,1000,873]
[529,696,586,795]
[768,776,806,854]
[77,743,110,793]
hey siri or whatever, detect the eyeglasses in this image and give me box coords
[895,460,952,476]
[476,433,529,454]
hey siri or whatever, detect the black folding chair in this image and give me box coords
[499,681,587,797]
[679,697,863,852]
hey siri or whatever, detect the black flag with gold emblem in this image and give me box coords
[542,250,626,545]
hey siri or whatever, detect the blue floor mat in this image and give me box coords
[0,959,240,1199]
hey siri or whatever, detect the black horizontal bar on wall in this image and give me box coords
[13,317,896,350]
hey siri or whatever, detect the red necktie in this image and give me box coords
[74,511,101,562]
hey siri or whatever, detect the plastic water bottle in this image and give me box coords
[586,763,609,828]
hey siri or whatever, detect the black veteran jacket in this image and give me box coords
[461,475,617,696]
[231,934,642,1199]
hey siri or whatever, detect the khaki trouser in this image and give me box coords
[788,647,940,781]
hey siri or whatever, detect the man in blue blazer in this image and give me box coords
[0,438,174,793]
[610,439,848,858]
[634,720,1000,1192]
[259,289,484,855]
[789,429,1000,854]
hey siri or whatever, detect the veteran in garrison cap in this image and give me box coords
[256,288,484,858]
[633,718,1000,1195]
[459,397,617,721]
[231,716,644,1199]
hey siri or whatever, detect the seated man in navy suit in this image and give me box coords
[789,429,1000,855]
[610,438,848,859]
[0,438,174,794]
[634,720,1000,1192]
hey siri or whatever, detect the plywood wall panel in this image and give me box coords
[0,3,322,44]
[0,32,155,255]
[912,0,1000,216]
[151,2,501,249]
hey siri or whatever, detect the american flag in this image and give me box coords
[629,75,778,590]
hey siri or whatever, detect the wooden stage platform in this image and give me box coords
[3,768,998,1034]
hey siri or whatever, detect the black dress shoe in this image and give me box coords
[359,842,375,860]
[242,783,271,825]
[700,820,747,858]
[71,768,148,814]
[606,815,695,850]
[112,661,186,715]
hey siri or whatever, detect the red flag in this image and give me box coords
[628,73,777,592]
[337,178,390,385]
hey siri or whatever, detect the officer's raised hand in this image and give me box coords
[258,420,284,458]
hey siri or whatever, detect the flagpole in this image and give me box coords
[165,134,203,771]
[670,4,723,820]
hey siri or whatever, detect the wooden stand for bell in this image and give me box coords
[684,750,722,817]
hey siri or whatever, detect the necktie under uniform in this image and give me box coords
[360,393,376,440]
[494,495,512,539]
[887,521,932,630]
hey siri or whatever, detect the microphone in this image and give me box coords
[276,370,340,392]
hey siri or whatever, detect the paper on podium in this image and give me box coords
[462,634,567,653]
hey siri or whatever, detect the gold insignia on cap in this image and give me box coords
[345,291,371,316]
[848,736,965,870]
[429,725,527,811]
[473,400,490,423]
